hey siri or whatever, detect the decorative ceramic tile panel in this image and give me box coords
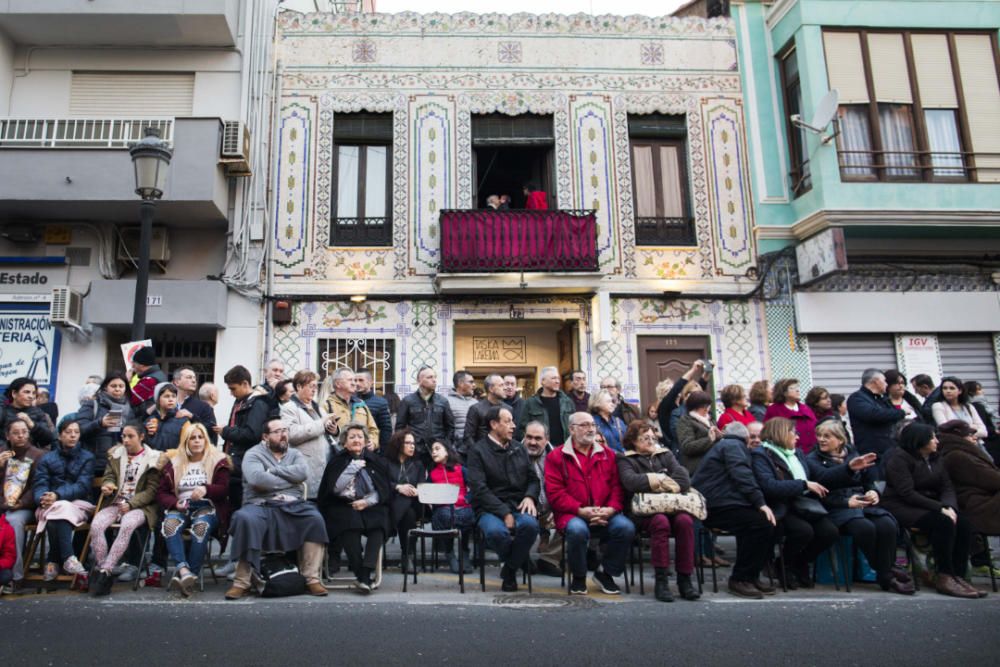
[700,98,755,276]
[272,99,315,275]
[763,300,812,392]
[409,96,456,275]
[569,96,621,272]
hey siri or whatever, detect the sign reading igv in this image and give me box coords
[472,336,527,364]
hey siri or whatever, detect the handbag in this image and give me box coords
[791,496,829,520]
[630,489,707,520]
[259,553,307,598]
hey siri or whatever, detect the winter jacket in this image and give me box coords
[128,365,168,408]
[691,435,766,512]
[616,447,692,506]
[280,395,332,499]
[939,432,1000,534]
[465,436,540,519]
[881,448,958,528]
[357,390,392,451]
[515,390,574,442]
[764,402,819,454]
[102,444,164,529]
[614,400,641,426]
[847,387,905,458]
[221,387,272,464]
[506,395,525,427]
[387,457,426,527]
[76,391,133,456]
[325,393,380,448]
[144,409,190,452]
[177,395,218,444]
[544,440,625,532]
[569,391,590,414]
[445,390,478,443]
[594,412,627,454]
[0,514,15,571]
[717,407,756,430]
[428,463,471,509]
[751,445,812,520]
[0,443,45,511]
[33,444,95,504]
[156,456,233,535]
[318,448,392,541]
[396,391,455,456]
[463,399,512,457]
[675,413,716,474]
[0,402,55,450]
[806,445,889,528]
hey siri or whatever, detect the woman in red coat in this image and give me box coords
[157,422,232,597]
[764,379,818,454]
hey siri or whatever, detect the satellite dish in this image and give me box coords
[790,89,841,145]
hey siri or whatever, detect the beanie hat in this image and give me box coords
[132,346,156,366]
[153,382,178,404]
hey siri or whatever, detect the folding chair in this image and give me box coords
[322,544,384,590]
[557,528,630,595]
[403,483,465,594]
[106,521,153,592]
[979,534,998,593]
[22,495,105,591]
[628,528,651,595]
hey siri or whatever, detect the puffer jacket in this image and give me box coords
[144,409,189,452]
[33,444,95,504]
[690,435,765,511]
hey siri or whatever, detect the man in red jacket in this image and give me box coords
[544,411,634,595]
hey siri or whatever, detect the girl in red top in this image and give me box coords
[427,441,474,574]
[716,384,758,429]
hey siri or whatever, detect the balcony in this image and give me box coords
[0,1,238,47]
[0,117,229,227]
[634,217,697,246]
[439,209,598,273]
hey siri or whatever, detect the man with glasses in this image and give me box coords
[544,412,634,595]
[600,377,641,426]
[172,366,218,444]
[523,421,562,578]
[226,417,329,600]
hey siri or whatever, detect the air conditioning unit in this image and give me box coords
[220,120,251,177]
[117,226,170,265]
[50,286,84,328]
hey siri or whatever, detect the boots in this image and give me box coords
[677,573,701,601]
[654,568,674,602]
[934,573,979,599]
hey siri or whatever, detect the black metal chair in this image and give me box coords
[477,525,532,594]
[557,528,631,595]
[403,483,465,594]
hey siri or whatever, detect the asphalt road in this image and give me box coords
[3,574,999,667]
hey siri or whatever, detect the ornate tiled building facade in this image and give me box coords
[268,11,770,402]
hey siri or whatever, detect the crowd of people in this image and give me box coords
[1,352,999,603]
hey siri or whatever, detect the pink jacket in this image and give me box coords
[764,402,818,453]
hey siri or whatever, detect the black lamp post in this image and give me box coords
[128,127,173,342]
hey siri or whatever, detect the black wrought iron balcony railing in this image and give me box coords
[439,209,598,273]
[634,217,697,246]
[330,216,392,246]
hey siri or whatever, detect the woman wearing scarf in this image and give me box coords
[752,417,838,589]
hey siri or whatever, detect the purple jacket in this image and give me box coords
[764,402,818,454]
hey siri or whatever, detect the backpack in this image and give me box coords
[259,553,307,598]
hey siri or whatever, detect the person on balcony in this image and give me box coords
[523,182,548,210]
[485,195,501,210]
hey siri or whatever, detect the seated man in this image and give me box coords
[465,406,539,592]
[225,418,329,599]
[545,412,635,595]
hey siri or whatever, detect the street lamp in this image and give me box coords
[128,127,173,342]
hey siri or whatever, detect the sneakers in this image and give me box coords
[500,565,518,592]
[117,565,140,582]
[43,562,59,581]
[727,578,764,599]
[355,569,373,594]
[569,576,588,595]
[167,573,186,597]
[535,559,563,578]
[63,556,87,576]
[592,568,620,595]
[179,570,198,597]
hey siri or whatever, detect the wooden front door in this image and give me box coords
[636,335,710,412]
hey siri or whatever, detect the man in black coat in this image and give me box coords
[465,405,539,592]
[216,365,273,512]
[354,369,392,451]
[172,366,218,444]
[395,366,454,464]
[462,374,511,456]
[847,368,905,477]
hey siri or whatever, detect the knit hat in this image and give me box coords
[153,382,178,404]
[132,346,156,366]
[937,419,977,438]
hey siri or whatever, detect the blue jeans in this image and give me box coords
[477,512,539,572]
[162,509,218,574]
[432,506,475,552]
[564,513,635,578]
[45,520,75,564]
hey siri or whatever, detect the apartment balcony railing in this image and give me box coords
[0,118,173,149]
[439,209,598,273]
[836,149,1000,182]
[634,217,697,246]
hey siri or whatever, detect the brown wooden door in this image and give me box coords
[636,335,710,412]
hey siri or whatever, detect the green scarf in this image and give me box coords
[762,442,807,481]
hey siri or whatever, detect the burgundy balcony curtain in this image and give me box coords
[440,210,597,272]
